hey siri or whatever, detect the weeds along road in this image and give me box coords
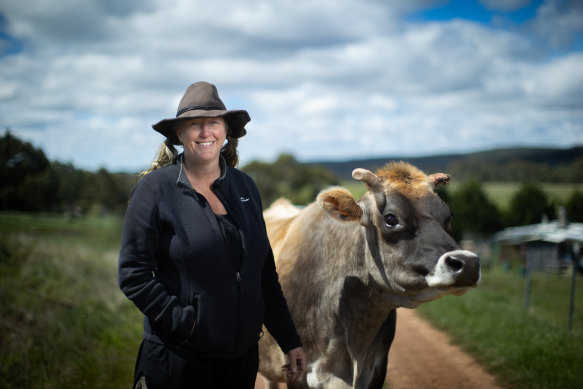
[255,308,502,389]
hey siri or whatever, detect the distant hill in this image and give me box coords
[307,146,583,182]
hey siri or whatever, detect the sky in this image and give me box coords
[1,0,582,172]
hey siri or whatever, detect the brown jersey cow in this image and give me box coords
[259,162,480,389]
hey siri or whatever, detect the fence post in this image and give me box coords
[524,266,531,311]
[569,262,576,331]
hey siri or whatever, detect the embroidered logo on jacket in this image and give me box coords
[240,197,250,202]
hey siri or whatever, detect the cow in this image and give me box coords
[258,161,480,389]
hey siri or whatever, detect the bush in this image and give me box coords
[447,180,502,241]
[566,190,583,223]
[506,182,555,226]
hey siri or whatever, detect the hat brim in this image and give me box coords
[152,109,250,144]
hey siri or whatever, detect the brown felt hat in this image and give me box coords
[152,82,250,143]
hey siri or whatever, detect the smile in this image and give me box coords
[197,141,215,146]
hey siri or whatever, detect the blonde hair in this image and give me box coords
[221,136,239,168]
[139,138,179,179]
[139,120,239,179]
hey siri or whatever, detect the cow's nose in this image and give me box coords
[426,249,481,288]
[444,250,480,286]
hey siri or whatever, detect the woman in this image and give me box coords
[118,82,305,388]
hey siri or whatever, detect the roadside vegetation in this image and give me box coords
[0,213,141,389]
[417,264,583,389]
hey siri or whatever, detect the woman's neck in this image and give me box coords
[183,155,221,189]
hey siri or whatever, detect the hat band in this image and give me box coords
[176,105,224,117]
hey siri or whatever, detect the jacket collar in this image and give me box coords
[176,153,228,189]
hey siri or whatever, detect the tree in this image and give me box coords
[448,180,502,241]
[0,131,51,211]
[0,131,136,215]
[566,190,583,223]
[506,182,555,226]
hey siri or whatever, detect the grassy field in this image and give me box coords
[417,265,583,389]
[0,212,142,389]
[456,182,583,211]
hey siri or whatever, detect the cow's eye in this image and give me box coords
[384,213,399,227]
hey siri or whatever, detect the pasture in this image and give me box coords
[456,181,583,211]
[0,212,141,389]
[1,212,582,388]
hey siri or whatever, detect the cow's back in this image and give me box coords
[263,198,302,259]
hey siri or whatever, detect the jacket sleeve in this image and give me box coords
[118,179,196,342]
[261,245,302,354]
[238,169,302,353]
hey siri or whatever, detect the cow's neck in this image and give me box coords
[337,273,396,361]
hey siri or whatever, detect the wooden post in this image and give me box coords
[569,262,576,331]
[524,266,531,312]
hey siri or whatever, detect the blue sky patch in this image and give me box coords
[407,0,543,25]
[0,13,23,56]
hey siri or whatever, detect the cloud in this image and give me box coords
[479,0,531,12]
[531,0,583,49]
[0,0,581,171]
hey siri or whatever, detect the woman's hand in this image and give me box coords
[282,346,306,382]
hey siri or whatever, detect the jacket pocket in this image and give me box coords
[185,294,213,352]
[185,293,237,355]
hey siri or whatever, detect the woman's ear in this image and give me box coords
[174,125,183,144]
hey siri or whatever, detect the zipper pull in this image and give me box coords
[236,272,242,284]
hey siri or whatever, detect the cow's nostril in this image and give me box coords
[446,256,464,272]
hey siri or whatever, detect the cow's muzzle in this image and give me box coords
[425,250,481,288]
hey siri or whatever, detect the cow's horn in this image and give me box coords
[428,173,451,186]
[352,168,383,192]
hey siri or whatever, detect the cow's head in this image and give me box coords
[317,162,480,308]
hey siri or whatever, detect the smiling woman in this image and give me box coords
[177,117,229,214]
[139,82,249,177]
[118,82,306,389]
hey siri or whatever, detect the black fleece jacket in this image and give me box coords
[118,155,301,359]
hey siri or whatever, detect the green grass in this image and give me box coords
[0,212,142,389]
[416,265,583,389]
[464,182,583,211]
[341,181,368,200]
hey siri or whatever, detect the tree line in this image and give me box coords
[0,132,340,217]
[436,181,583,241]
[0,132,136,215]
[446,158,583,183]
[1,132,582,241]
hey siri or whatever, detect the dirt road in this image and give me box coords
[255,308,502,388]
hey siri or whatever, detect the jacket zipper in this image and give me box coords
[213,182,247,356]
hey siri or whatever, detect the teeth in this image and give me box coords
[198,142,214,146]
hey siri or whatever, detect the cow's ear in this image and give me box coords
[317,187,363,222]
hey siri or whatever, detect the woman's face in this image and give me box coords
[176,116,227,165]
